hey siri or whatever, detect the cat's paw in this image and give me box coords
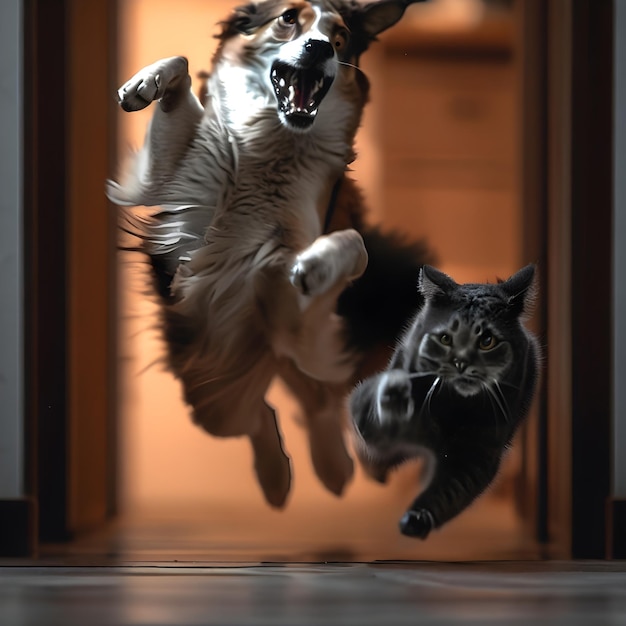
[399,509,435,540]
[117,56,190,112]
[376,370,414,423]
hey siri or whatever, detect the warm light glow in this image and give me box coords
[408,0,487,32]
[116,0,526,560]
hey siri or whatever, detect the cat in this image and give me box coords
[349,264,540,539]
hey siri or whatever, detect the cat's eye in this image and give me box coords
[280,8,299,25]
[439,333,452,346]
[478,333,498,350]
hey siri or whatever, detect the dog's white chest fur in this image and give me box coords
[107,0,425,509]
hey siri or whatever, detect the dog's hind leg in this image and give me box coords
[249,401,292,508]
[185,358,292,508]
[278,360,354,497]
[193,399,292,508]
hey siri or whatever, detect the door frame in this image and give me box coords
[23,0,118,544]
[524,0,615,559]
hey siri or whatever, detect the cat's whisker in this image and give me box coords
[493,379,513,423]
[427,377,441,414]
[408,371,438,379]
[338,60,364,73]
[417,376,440,418]
[482,383,497,427]
[488,379,511,423]
[497,379,521,391]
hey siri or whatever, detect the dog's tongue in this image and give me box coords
[271,61,335,128]
[295,76,311,110]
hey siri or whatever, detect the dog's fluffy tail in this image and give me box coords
[338,226,434,356]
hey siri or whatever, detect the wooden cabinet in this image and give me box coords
[370,14,520,283]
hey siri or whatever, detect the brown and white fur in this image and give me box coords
[108,0,429,508]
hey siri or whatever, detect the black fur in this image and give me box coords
[349,264,540,539]
[334,0,429,59]
[338,227,433,351]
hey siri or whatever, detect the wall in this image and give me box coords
[0,0,23,499]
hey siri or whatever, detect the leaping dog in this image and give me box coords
[108,0,430,507]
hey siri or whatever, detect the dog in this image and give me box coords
[108,0,431,508]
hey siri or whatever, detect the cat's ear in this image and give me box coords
[419,265,457,300]
[501,264,537,319]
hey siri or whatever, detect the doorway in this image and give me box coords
[113,0,541,561]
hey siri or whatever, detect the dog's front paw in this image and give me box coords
[290,229,367,297]
[290,254,332,297]
[399,509,435,540]
[117,56,190,112]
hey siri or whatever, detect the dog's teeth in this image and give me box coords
[309,78,325,98]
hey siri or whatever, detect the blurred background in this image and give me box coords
[9,0,623,562]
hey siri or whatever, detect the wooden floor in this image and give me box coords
[2,560,626,625]
[31,491,540,565]
[1,502,625,625]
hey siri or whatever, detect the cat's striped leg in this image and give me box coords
[400,452,502,539]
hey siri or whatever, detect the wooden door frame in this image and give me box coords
[523,0,615,559]
[510,0,615,559]
[568,0,614,560]
[23,0,118,545]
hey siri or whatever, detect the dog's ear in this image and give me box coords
[342,0,427,56]
[359,0,426,38]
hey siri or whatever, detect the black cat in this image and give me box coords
[349,264,540,539]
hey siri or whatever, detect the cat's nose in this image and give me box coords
[453,358,468,373]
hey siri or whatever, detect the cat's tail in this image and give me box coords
[338,226,434,363]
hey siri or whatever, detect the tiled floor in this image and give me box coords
[2,561,626,625]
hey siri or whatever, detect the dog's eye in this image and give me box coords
[333,27,349,50]
[280,9,299,26]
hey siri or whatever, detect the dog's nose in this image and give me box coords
[302,39,334,67]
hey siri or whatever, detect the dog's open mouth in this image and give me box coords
[271,61,334,130]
